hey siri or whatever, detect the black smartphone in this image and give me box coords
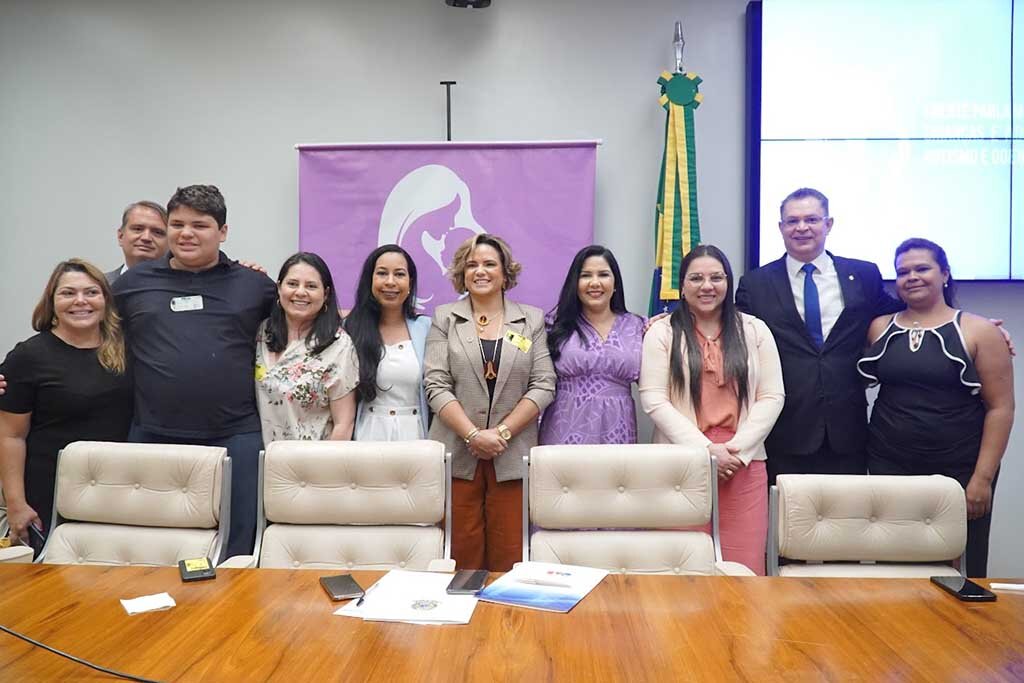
[446,569,489,595]
[931,575,997,602]
[319,574,365,601]
[26,524,46,559]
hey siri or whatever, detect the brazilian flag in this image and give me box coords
[649,70,703,316]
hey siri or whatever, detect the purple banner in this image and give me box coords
[298,141,597,314]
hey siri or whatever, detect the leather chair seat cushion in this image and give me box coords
[779,562,963,579]
[45,523,218,567]
[258,524,444,570]
[529,529,717,575]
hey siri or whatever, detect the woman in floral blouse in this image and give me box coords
[255,252,359,444]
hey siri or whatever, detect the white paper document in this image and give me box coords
[120,592,176,615]
[334,570,477,625]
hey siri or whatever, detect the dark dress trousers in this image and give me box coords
[735,253,902,479]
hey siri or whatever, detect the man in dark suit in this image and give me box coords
[104,201,168,284]
[735,188,902,482]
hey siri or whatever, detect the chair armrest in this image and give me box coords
[427,558,456,573]
[0,546,34,563]
[714,560,756,576]
[218,555,256,569]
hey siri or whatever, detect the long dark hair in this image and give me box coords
[344,245,419,403]
[547,245,628,363]
[894,237,956,306]
[669,244,749,414]
[265,252,341,355]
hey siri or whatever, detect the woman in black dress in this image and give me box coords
[0,259,132,546]
[857,238,1013,577]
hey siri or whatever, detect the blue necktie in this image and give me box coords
[801,263,824,349]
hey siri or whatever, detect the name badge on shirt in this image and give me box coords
[170,295,204,312]
[504,330,532,353]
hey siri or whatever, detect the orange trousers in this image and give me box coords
[451,459,523,572]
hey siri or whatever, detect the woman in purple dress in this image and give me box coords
[540,245,645,445]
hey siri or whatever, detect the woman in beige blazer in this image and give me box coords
[425,234,556,571]
[640,244,784,575]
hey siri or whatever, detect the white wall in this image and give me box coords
[2,0,1021,575]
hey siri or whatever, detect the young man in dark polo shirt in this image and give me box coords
[112,185,277,559]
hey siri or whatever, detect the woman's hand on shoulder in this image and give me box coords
[643,311,670,334]
[984,316,1014,357]
[961,313,1013,358]
[0,374,6,396]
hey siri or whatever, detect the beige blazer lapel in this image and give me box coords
[492,300,527,401]
[452,298,489,396]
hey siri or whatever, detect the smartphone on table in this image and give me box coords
[446,569,489,595]
[930,575,997,602]
[320,574,365,601]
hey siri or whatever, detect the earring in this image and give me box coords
[943,282,948,288]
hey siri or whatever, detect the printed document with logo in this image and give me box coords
[334,570,477,625]
[477,561,608,613]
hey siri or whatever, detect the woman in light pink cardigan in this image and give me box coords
[640,245,784,575]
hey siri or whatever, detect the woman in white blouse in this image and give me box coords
[344,245,431,440]
[255,252,358,444]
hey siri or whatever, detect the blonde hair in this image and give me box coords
[32,259,126,375]
[446,233,522,294]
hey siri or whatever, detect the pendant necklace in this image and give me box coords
[908,321,925,353]
[474,308,503,379]
[478,338,500,380]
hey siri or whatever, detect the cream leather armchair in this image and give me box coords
[523,444,755,576]
[223,440,451,570]
[768,474,966,578]
[37,441,231,566]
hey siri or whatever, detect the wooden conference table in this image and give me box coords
[0,565,1022,681]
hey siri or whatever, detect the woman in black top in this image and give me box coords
[0,259,132,545]
[857,239,1014,577]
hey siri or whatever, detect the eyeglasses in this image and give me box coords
[684,273,727,285]
[782,215,827,228]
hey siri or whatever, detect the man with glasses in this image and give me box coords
[735,187,901,483]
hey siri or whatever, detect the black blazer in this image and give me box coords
[735,253,902,457]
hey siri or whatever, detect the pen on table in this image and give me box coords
[355,581,380,606]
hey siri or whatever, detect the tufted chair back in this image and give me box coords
[768,474,966,578]
[42,441,230,566]
[255,440,451,570]
[524,444,753,576]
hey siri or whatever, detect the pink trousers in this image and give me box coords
[705,426,768,576]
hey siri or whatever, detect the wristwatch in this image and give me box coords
[496,423,512,441]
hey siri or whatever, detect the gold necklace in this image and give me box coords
[475,310,503,335]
